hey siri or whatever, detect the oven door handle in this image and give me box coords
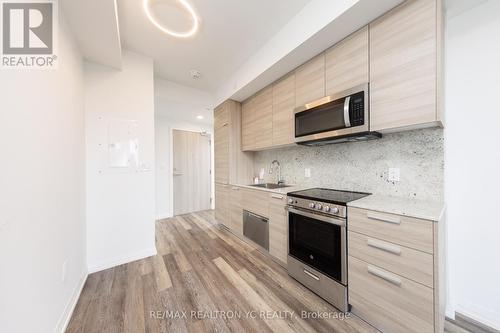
[286,206,346,227]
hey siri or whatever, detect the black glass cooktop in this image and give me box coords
[288,188,371,205]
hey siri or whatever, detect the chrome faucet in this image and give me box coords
[269,160,284,185]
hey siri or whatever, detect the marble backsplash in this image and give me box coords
[253,128,444,202]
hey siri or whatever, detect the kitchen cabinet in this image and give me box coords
[214,100,254,184]
[348,206,445,333]
[253,86,273,149]
[325,26,369,96]
[214,104,229,184]
[241,86,273,151]
[228,186,243,235]
[369,0,443,132]
[272,74,296,146]
[241,187,269,218]
[268,192,287,264]
[295,53,325,107]
[215,183,229,226]
[241,97,255,151]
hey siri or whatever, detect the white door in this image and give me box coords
[173,129,211,215]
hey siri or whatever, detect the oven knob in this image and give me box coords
[324,206,331,212]
[309,202,316,209]
[288,198,294,204]
[331,207,339,214]
[316,203,322,210]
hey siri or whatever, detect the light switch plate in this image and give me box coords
[388,168,400,182]
[305,168,311,178]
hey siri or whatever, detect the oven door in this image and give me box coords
[287,206,347,284]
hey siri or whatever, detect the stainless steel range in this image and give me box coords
[286,188,370,312]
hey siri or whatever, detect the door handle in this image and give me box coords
[303,269,320,281]
[343,96,351,128]
[367,265,401,286]
[366,212,401,225]
[367,238,401,255]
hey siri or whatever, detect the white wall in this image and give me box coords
[154,78,214,219]
[0,17,87,333]
[85,51,156,273]
[445,0,500,329]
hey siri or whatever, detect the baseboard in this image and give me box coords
[156,213,172,220]
[54,272,88,333]
[446,311,500,333]
[88,247,157,274]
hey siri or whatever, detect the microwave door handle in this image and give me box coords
[344,96,351,128]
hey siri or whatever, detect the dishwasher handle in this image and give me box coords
[246,211,268,222]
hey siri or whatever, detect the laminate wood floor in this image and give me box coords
[67,210,379,333]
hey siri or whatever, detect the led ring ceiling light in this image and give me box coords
[143,0,199,38]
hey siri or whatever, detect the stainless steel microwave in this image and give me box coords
[294,83,380,146]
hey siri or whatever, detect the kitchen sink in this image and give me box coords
[249,183,290,189]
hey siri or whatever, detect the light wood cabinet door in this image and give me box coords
[348,231,434,287]
[214,104,229,184]
[272,74,295,146]
[253,86,273,150]
[229,186,243,235]
[325,26,369,96]
[349,256,434,333]
[348,207,434,254]
[215,183,229,226]
[370,0,438,131]
[295,53,325,107]
[241,97,255,151]
[241,188,269,218]
[268,193,287,264]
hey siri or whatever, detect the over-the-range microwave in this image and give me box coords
[294,83,381,146]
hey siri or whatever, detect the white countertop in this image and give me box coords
[347,194,444,222]
[232,184,444,221]
[231,183,305,195]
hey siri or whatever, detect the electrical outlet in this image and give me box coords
[62,261,67,283]
[388,168,400,182]
[305,168,311,178]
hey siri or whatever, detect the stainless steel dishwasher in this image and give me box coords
[243,210,269,250]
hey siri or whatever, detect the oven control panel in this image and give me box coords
[286,196,346,218]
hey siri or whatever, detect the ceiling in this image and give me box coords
[117,0,311,93]
[61,0,122,69]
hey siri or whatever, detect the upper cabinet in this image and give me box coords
[214,100,253,184]
[238,0,443,151]
[272,74,296,146]
[370,0,443,131]
[295,54,325,107]
[241,97,255,151]
[325,26,369,96]
[214,103,230,184]
[253,86,273,149]
[241,86,273,151]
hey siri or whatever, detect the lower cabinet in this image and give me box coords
[215,183,229,226]
[220,186,288,266]
[268,193,288,264]
[228,186,243,235]
[347,207,443,333]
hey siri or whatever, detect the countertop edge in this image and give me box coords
[347,195,445,222]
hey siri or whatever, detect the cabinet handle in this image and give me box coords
[366,212,401,225]
[270,194,283,199]
[303,269,320,281]
[222,122,229,127]
[367,265,401,286]
[367,238,401,255]
[231,187,239,190]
